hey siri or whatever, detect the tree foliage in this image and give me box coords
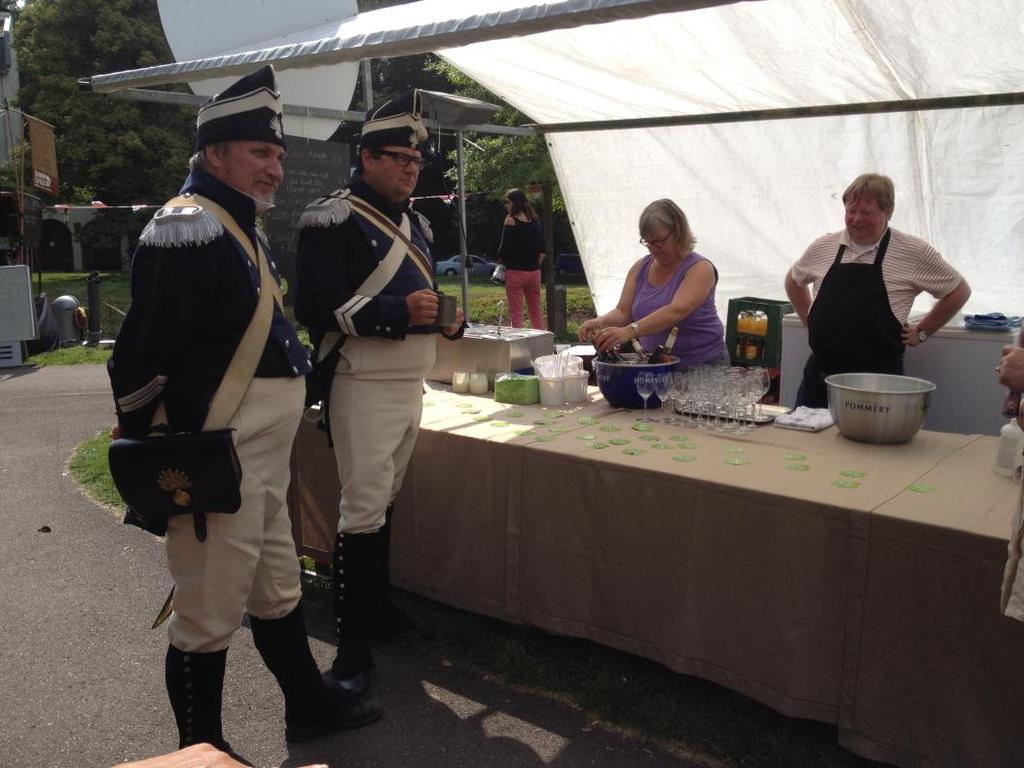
[14,0,194,206]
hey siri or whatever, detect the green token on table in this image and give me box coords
[832,479,861,489]
[673,454,697,463]
[632,423,654,432]
[639,435,659,442]
[623,448,647,456]
[906,483,936,493]
[534,419,550,425]
[536,435,556,442]
[725,446,747,454]
[669,435,689,442]
[599,425,621,433]
[724,457,751,466]
[516,430,535,437]
[490,421,509,428]
[839,469,866,478]
[549,426,569,433]
[586,441,609,449]
[456,403,475,410]
[462,407,481,414]
[578,416,597,426]
[608,438,630,445]
[784,452,807,461]
[505,411,524,418]
[652,443,673,450]
[785,463,810,471]
[576,433,597,440]
[472,415,490,422]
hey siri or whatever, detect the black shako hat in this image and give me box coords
[195,65,285,151]
[360,89,428,151]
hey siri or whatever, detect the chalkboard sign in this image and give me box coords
[264,137,350,306]
[0,264,37,342]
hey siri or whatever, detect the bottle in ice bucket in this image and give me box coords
[630,338,650,363]
[597,346,625,363]
[649,326,679,365]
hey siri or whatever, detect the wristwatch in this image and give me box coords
[916,328,928,343]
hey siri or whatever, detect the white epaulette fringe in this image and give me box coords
[413,209,433,243]
[299,188,352,229]
[139,203,223,248]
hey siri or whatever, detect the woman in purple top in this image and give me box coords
[578,199,727,369]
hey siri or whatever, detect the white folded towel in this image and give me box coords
[774,406,834,432]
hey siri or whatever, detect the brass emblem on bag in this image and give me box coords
[157,468,193,507]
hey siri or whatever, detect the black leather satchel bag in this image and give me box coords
[108,429,242,540]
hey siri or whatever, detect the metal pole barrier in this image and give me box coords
[85,270,101,346]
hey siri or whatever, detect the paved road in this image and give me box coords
[0,364,696,768]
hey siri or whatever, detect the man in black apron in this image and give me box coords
[786,173,971,408]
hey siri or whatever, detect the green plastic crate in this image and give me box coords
[725,297,793,367]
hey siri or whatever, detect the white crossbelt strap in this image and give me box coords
[319,208,417,363]
[150,194,277,431]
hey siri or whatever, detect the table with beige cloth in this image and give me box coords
[288,387,1024,768]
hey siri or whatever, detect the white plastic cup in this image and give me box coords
[994,419,1024,476]
[539,377,566,406]
[564,372,588,403]
[469,372,489,395]
[452,371,470,393]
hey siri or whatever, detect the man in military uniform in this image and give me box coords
[108,65,381,758]
[295,90,465,700]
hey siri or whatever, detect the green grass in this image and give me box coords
[68,430,124,508]
[27,272,595,366]
[30,345,113,366]
[69,430,880,768]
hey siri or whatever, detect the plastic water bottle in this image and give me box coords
[994,419,1024,476]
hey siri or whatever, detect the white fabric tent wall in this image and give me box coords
[440,0,1024,317]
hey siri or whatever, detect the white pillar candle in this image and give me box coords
[452,371,470,393]
[469,372,489,395]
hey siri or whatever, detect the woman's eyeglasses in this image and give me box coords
[377,149,426,170]
[640,234,673,248]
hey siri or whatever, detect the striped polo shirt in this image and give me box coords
[789,227,964,324]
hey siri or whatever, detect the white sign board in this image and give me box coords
[0,265,38,342]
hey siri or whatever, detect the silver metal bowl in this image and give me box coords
[825,373,936,444]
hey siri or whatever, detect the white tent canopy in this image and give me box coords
[438,0,1024,316]
[89,0,1024,318]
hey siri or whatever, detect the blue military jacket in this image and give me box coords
[294,174,453,352]
[108,168,311,441]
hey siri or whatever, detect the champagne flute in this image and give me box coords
[654,372,672,421]
[636,371,655,421]
[751,366,771,419]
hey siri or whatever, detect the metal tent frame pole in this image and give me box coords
[456,128,470,322]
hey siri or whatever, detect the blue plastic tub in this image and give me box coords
[594,356,679,409]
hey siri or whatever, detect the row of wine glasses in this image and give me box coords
[635,366,771,433]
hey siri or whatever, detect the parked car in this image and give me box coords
[434,254,497,277]
[555,252,584,275]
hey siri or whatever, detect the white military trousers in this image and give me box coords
[329,335,434,535]
[165,376,305,652]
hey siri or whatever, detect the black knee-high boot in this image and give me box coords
[327,528,386,694]
[373,505,414,642]
[165,645,229,751]
[250,601,382,742]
